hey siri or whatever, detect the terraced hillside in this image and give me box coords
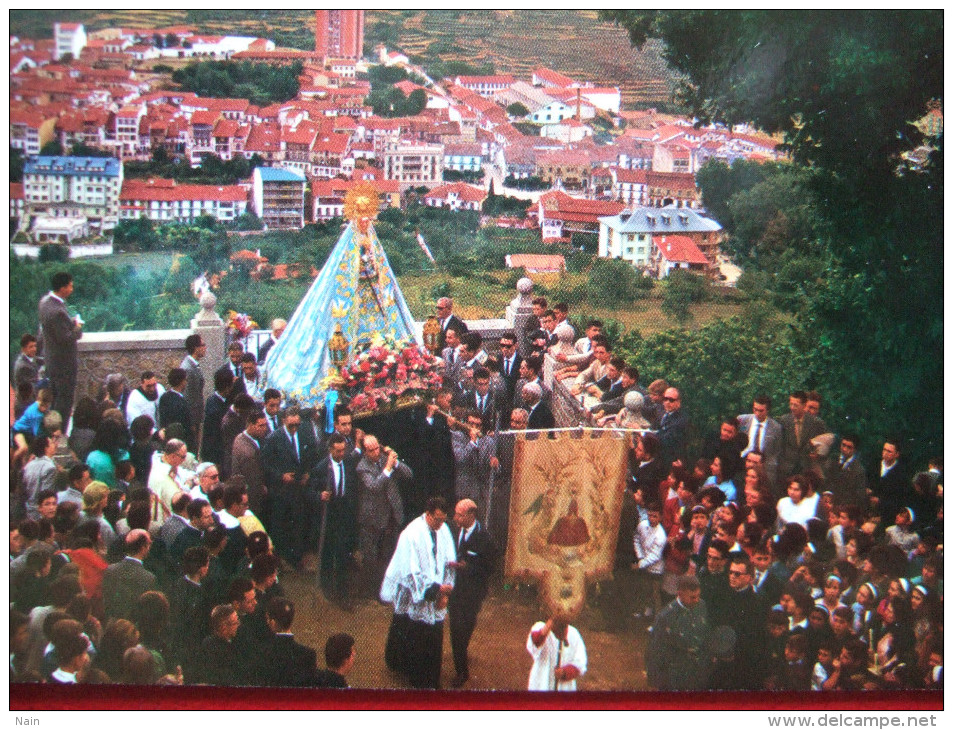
[11,9,676,108]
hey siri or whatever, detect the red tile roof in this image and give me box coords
[533,67,575,88]
[424,182,487,203]
[190,110,221,126]
[653,235,708,265]
[121,180,247,203]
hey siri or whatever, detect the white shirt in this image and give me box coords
[744,417,767,455]
[526,622,587,691]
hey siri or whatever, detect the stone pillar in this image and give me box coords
[191,291,225,402]
[506,276,536,357]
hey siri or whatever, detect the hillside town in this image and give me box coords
[8,11,944,706]
[10,11,786,280]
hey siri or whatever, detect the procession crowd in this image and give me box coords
[8,274,944,692]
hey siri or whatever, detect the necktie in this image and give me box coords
[794,418,802,444]
[292,432,299,461]
[431,530,438,558]
[234,364,241,377]
[753,422,763,451]
[337,461,344,497]
[478,395,485,412]
[270,415,277,431]
[504,358,511,376]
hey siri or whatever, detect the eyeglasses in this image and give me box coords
[500,342,515,348]
[728,570,748,577]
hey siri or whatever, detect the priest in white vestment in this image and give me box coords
[381,496,456,689]
[526,615,587,691]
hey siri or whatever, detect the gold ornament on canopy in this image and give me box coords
[328,323,351,370]
[344,182,380,234]
[422,315,442,354]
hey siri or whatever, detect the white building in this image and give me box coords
[53,22,87,61]
[120,179,248,223]
[23,156,124,232]
[598,206,722,272]
[382,141,444,191]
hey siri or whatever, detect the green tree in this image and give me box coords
[507,102,530,118]
[10,147,24,182]
[40,141,64,156]
[661,269,708,324]
[602,9,943,461]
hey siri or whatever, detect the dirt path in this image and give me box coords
[282,572,649,692]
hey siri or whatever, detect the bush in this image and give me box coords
[38,244,69,263]
[585,258,652,307]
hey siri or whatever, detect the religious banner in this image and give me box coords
[504,430,629,619]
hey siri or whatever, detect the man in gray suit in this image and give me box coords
[737,395,783,496]
[102,529,157,621]
[37,272,82,422]
[231,410,269,525]
[181,334,207,452]
[778,390,828,479]
[356,435,410,587]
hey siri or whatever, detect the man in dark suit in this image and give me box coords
[37,271,82,422]
[159,367,195,452]
[778,390,828,479]
[658,387,691,469]
[262,389,283,436]
[448,498,496,687]
[200,369,234,465]
[180,334,206,448]
[631,432,667,504]
[256,318,286,365]
[263,406,314,569]
[257,597,319,687]
[198,604,244,685]
[496,331,523,409]
[458,367,503,431]
[410,390,457,504]
[102,529,157,622]
[314,633,355,688]
[169,498,215,573]
[230,412,269,521]
[435,297,468,352]
[523,382,555,430]
[313,433,359,603]
[824,433,867,506]
[168,545,210,679]
[870,437,912,529]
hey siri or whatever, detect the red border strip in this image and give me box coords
[10,684,944,710]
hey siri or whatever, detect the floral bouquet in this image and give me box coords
[226,310,258,341]
[327,333,443,415]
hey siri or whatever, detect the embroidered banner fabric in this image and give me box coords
[504,431,628,617]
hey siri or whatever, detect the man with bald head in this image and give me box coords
[658,387,690,466]
[448,498,496,687]
[435,297,468,352]
[522,383,555,430]
[356,434,412,590]
[101,529,156,621]
[257,318,287,364]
